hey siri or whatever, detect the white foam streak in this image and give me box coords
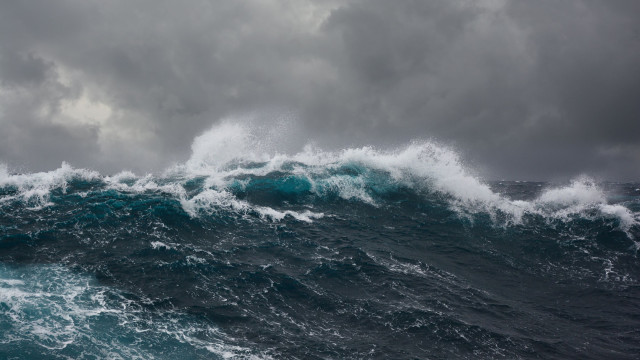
[1,121,637,232]
[178,121,509,209]
[181,188,323,222]
[529,178,637,231]
[0,162,99,208]
[179,122,637,231]
[105,174,188,198]
[0,264,263,358]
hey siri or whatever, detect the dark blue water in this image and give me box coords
[1,140,639,359]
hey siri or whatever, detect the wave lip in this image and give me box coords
[180,188,324,222]
[176,122,639,234]
[533,177,638,230]
[1,121,638,235]
[0,162,100,209]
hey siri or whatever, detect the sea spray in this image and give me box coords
[2,122,636,232]
[1,121,639,359]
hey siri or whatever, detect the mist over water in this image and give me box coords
[1,121,639,359]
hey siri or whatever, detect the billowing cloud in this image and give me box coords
[0,0,639,179]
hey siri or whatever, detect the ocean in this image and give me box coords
[1,123,639,359]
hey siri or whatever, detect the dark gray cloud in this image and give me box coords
[0,0,639,180]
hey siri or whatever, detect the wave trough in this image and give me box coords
[1,121,639,359]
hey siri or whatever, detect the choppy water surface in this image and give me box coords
[1,123,639,359]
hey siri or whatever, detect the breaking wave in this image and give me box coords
[1,121,638,236]
[2,120,640,358]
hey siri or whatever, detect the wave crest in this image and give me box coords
[1,121,638,235]
[0,162,100,209]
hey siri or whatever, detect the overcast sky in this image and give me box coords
[1,0,639,180]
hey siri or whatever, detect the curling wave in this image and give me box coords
[2,120,640,359]
[1,121,638,236]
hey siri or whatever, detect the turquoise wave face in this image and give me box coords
[1,157,640,358]
[0,264,258,359]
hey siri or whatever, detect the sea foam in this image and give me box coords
[0,162,100,209]
[0,264,264,359]
[173,121,638,232]
[0,120,637,233]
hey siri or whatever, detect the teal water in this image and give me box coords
[1,141,639,359]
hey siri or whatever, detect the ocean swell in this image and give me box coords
[1,121,637,237]
[1,121,640,359]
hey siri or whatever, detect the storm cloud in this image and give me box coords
[0,0,639,180]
